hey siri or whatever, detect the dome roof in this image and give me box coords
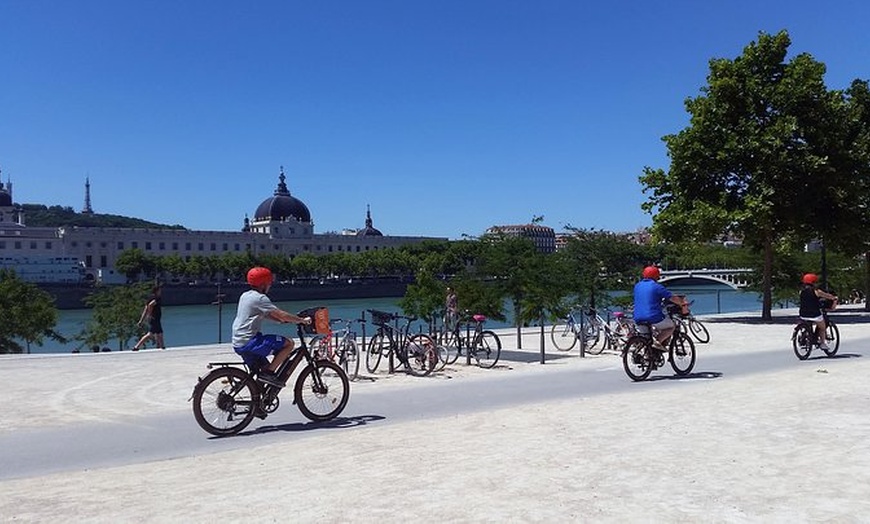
[357,206,383,237]
[254,169,311,223]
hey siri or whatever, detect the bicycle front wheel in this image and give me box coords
[366,333,387,373]
[295,360,350,422]
[192,367,259,437]
[472,331,501,369]
[550,323,578,351]
[622,337,653,382]
[438,330,461,366]
[404,334,438,377]
[669,333,696,376]
[339,338,361,380]
[688,318,710,344]
[823,322,840,356]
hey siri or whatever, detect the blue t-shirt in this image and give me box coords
[633,278,673,323]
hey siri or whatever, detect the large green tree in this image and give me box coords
[641,30,870,319]
[79,283,151,351]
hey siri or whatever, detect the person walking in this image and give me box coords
[132,285,165,351]
[445,286,458,331]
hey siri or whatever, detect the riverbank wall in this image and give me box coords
[39,279,410,309]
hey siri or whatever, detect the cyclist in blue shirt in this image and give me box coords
[633,266,685,349]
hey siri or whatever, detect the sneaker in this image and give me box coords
[651,340,666,351]
[257,370,285,388]
[820,343,831,351]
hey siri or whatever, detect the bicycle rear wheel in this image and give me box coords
[404,334,438,377]
[688,318,710,344]
[622,336,653,381]
[550,323,578,351]
[339,338,360,380]
[295,360,350,422]
[669,333,696,376]
[192,367,259,437]
[472,331,501,368]
[823,322,840,356]
[438,330,461,366]
[366,333,387,373]
[792,324,813,360]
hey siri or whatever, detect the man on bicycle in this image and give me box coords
[633,266,685,350]
[799,273,838,351]
[232,267,312,387]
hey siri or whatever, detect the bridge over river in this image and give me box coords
[659,268,752,290]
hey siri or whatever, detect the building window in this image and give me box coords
[86,241,92,248]
[85,255,92,267]
[118,241,124,249]
[356,246,361,252]
[15,241,22,249]
[274,244,280,251]
[328,246,333,252]
[222,243,228,251]
[234,243,240,251]
[100,255,107,267]
[132,242,138,249]
[30,241,37,249]
[210,243,216,251]
[71,241,78,248]
[159,242,165,250]
[172,242,178,250]
[100,242,107,248]
[198,243,204,250]
[46,241,53,249]
[0,242,4,249]
[145,242,152,250]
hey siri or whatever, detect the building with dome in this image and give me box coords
[0,167,444,283]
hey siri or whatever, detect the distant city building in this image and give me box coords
[486,224,556,253]
[0,167,445,282]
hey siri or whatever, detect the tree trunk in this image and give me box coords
[514,299,522,349]
[865,252,870,312]
[761,235,773,321]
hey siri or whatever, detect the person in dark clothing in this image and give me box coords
[798,273,838,351]
[133,286,165,350]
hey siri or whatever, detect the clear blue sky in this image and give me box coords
[1,1,868,240]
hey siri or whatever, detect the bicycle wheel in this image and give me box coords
[437,330,461,366]
[366,333,387,373]
[404,334,438,377]
[622,336,653,381]
[550,322,578,351]
[192,367,259,437]
[584,320,602,350]
[339,337,360,380]
[472,330,501,369]
[688,318,710,344]
[792,324,813,360]
[295,360,350,422]
[669,332,696,376]
[823,321,840,356]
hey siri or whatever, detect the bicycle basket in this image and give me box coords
[298,307,330,335]
[369,309,395,326]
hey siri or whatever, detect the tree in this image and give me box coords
[640,30,870,319]
[0,269,63,353]
[79,284,151,351]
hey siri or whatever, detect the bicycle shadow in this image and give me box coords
[806,353,863,361]
[645,371,723,382]
[233,414,386,438]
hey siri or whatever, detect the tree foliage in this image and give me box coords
[79,283,151,351]
[0,269,63,353]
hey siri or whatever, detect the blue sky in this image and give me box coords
[1,1,868,240]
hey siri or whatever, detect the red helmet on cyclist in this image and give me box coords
[802,273,819,285]
[246,266,274,288]
[642,266,660,280]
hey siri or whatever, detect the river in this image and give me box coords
[29,286,769,354]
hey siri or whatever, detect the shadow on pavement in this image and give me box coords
[233,414,386,438]
[807,353,863,361]
[646,371,723,382]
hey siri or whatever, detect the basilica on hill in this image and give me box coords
[0,167,443,283]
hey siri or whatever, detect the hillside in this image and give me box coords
[21,204,185,229]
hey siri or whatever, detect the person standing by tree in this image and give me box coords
[132,285,165,350]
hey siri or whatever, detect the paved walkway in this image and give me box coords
[1,306,869,522]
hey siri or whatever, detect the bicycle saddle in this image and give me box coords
[473,314,486,322]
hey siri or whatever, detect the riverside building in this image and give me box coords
[0,168,444,283]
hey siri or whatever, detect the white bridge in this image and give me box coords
[659,268,753,290]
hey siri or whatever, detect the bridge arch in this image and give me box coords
[658,268,752,290]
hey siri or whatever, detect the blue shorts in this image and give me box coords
[234,333,287,368]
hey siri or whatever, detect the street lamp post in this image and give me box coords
[212,282,226,344]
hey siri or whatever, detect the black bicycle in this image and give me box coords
[622,305,696,381]
[792,302,840,360]
[365,309,438,377]
[190,308,350,437]
[438,311,501,368]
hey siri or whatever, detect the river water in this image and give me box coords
[31,286,769,354]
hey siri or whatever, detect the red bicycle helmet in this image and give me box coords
[247,267,274,288]
[802,273,818,284]
[642,266,660,280]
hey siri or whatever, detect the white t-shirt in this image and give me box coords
[231,289,279,348]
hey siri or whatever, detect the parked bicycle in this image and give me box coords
[311,316,362,381]
[792,301,840,360]
[438,311,501,369]
[365,309,438,376]
[190,309,350,436]
[551,306,629,354]
[622,304,696,381]
[672,300,710,343]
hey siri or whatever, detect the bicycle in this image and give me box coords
[190,308,350,436]
[551,306,626,354]
[673,300,710,344]
[310,316,362,381]
[621,305,696,381]
[438,311,501,369]
[792,301,840,360]
[365,309,438,377]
